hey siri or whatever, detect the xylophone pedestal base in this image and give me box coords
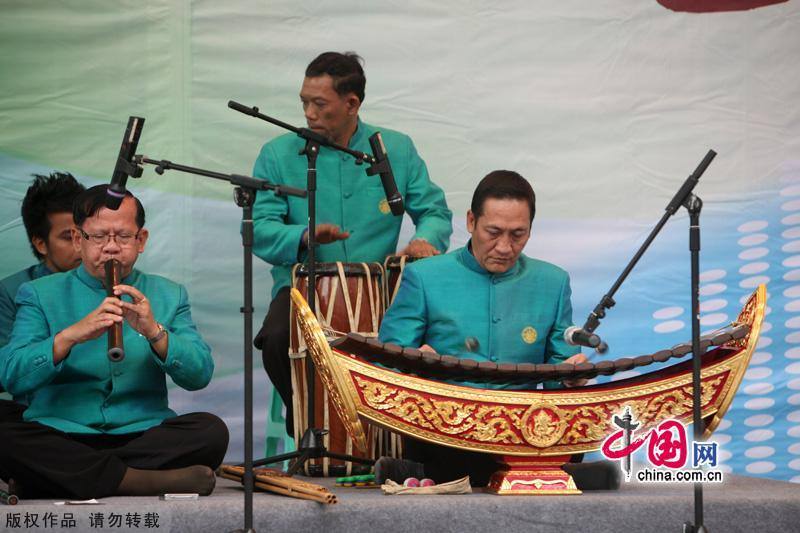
[485,455,581,495]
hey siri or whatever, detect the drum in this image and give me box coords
[383,255,419,307]
[290,261,400,475]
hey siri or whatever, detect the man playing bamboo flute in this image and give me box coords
[0,185,228,499]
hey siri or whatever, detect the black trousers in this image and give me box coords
[255,286,293,434]
[403,438,499,486]
[403,438,585,487]
[0,399,26,423]
[0,412,229,499]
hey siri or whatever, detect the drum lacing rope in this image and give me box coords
[384,255,408,306]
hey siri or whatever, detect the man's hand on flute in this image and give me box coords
[113,284,168,360]
[53,297,125,363]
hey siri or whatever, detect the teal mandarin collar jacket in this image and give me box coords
[252,118,452,298]
[0,264,213,434]
[379,245,579,389]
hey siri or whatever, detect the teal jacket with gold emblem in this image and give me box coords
[0,265,213,434]
[252,119,453,298]
[379,245,579,389]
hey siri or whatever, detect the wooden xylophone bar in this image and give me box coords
[329,323,750,385]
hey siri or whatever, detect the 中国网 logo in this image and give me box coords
[600,407,724,483]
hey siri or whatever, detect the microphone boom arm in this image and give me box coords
[134,156,307,198]
[580,149,717,349]
[227,100,374,165]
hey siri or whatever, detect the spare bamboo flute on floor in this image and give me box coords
[218,465,337,504]
[254,481,337,505]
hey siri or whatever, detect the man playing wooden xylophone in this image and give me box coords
[377,170,618,487]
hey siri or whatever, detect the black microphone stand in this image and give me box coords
[227,100,378,475]
[684,192,707,533]
[578,150,717,533]
[134,155,306,533]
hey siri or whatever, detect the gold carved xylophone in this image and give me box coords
[288,285,765,495]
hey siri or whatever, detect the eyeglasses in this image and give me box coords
[79,228,140,246]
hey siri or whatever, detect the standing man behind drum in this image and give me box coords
[252,51,453,432]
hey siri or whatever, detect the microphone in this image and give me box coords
[107,116,145,210]
[564,326,608,354]
[366,132,404,216]
[104,259,125,362]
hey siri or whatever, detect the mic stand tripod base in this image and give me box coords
[249,428,374,477]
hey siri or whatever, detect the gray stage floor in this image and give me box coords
[2,473,799,533]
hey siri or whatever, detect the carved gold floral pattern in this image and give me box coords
[292,289,368,452]
[521,404,568,448]
[353,373,728,450]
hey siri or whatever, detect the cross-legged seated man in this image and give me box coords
[0,185,228,499]
[378,170,617,489]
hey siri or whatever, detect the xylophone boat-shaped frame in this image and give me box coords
[289,285,765,494]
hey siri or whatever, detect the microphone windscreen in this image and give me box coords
[107,116,145,210]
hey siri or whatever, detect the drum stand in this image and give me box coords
[227,101,391,476]
[132,155,306,533]
[578,150,717,533]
